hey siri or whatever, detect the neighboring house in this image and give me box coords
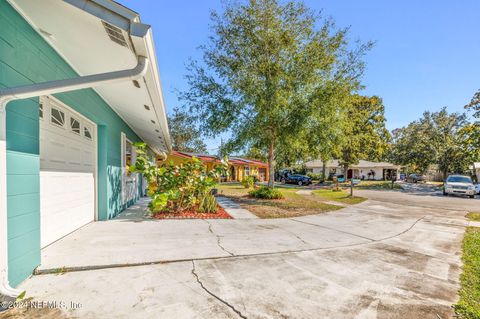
[0,0,170,294]
[165,151,269,182]
[305,159,400,180]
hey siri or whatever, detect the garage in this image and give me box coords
[39,96,96,247]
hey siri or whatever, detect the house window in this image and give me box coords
[244,166,251,176]
[125,140,132,166]
[84,126,92,140]
[51,107,65,127]
[70,117,80,134]
[39,103,43,119]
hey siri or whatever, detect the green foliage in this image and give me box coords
[389,107,468,177]
[130,143,228,213]
[16,290,26,301]
[244,146,268,162]
[459,123,480,167]
[465,89,480,120]
[241,176,256,189]
[466,212,480,222]
[338,95,391,172]
[180,0,371,187]
[168,106,207,153]
[199,193,218,213]
[249,186,284,199]
[306,172,323,180]
[454,227,480,319]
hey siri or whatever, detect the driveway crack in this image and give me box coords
[204,220,235,256]
[291,219,376,242]
[191,260,247,319]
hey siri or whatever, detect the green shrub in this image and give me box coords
[306,172,322,180]
[199,193,218,213]
[241,176,256,189]
[130,142,228,213]
[249,186,284,199]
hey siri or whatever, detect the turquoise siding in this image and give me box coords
[1,0,143,286]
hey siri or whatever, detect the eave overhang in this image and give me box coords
[7,0,171,154]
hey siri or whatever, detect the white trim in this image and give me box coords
[8,0,170,154]
[121,132,126,205]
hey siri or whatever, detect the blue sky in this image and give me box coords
[121,0,480,152]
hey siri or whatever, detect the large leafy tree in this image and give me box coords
[460,90,480,165]
[465,89,480,119]
[168,106,207,153]
[390,107,468,178]
[180,0,371,187]
[338,95,391,177]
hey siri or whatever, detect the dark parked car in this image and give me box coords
[406,173,425,183]
[282,174,312,186]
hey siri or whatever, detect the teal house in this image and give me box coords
[0,0,171,296]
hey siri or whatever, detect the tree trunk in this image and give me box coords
[343,163,349,180]
[322,160,327,182]
[268,141,275,188]
[442,168,448,181]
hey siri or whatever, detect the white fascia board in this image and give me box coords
[130,27,172,152]
[66,0,171,153]
[63,0,139,30]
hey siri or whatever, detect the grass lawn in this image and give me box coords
[217,183,342,218]
[466,212,480,222]
[344,180,402,190]
[312,189,367,205]
[454,226,480,318]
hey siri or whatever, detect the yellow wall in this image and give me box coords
[160,153,269,182]
[230,165,268,182]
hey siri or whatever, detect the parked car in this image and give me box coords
[475,183,480,195]
[334,174,346,183]
[443,175,476,198]
[276,169,293,182]
[283,174,312,186]
[406,173,425,183]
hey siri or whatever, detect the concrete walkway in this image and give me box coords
[18,191,471,318]
[216,196,258,219]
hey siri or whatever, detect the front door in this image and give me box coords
[347,169,353,179]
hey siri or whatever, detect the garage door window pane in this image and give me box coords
[51,108,65,127]
[70,117,80,134]
[84,127,92,140]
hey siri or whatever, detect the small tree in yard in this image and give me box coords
[180,0,371,188]
[338,95,391,178]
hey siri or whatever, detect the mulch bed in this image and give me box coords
[152,205,232,219]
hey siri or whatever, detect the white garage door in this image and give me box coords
[39,96,96,247]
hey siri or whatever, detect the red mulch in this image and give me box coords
[152,205,232,219]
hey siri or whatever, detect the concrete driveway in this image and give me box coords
[16,189,473,319]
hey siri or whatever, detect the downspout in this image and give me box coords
[0,56,149,298]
